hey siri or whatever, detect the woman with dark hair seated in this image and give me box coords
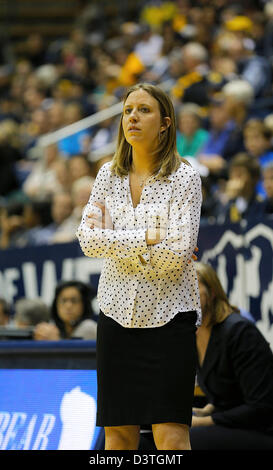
[34,280,97,340]
[190,262,273,450]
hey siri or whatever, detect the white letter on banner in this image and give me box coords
[4,269,19,303]
[32,414,55,450]
[40,261,57,305]
[0,272,6,300]
[0,413,10,447]
[1,412,27,450]
[22,262,39,298]
[19,415,37,450]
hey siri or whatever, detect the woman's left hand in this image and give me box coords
[87,202,113,230]
[191,415,214,427]
[188,246,199,264]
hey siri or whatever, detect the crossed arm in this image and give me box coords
[87,201,199,261]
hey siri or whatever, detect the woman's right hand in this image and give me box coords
[33,322,61,341]
[145,227,167,245]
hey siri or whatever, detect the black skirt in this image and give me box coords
[96,310,197,427]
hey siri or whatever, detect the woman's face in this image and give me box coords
[244,131,269,157]
[122,89,166,152]
[178,113,199,136]
[56,286,84,326]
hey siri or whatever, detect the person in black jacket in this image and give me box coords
[190,262,273,450]
[217,152,265,224]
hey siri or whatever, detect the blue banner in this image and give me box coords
[197,218,273,347]
[0,242,103,307]
[0,219,272,346]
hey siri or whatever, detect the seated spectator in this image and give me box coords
[176,103,209,158]
[13,298,50,328]
[134,24,163,70]
[34,280,97,340]
[29,191,77,245]
[19,106,50,152]
[68,154,93,184]
[262,162,273,215]
[23,144,65,200]
[219,79,255,155]
[139,25,175,85]
[71,176,95,223]
[51,158,71,194]
[200,176,222,225]
[217,153,264,224]
[198,96,236,176]
[0,200,52,249]
[88,95,119,154]
[0,197,52,248]
[57,102,91,158]
[0,202,25,250]
[216,29,272,100]
[190,262,273,450]
[47,100,66,132]
[243,118,273,197]
[0,298,12,326]
[221,79,254,129]
[171,42,211,107]
[20,199,52,246]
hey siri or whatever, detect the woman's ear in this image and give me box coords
[160,116,171,132]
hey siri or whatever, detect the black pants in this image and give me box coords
[190,425,273,450]
[137,425,273,450]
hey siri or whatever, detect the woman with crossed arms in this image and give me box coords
[76,83,202,450]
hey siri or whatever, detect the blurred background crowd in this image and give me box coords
[1,0,273,337]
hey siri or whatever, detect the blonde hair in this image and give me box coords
[182,42,208,63]
[110,83,188,178]
[222,79,254,106]
[196,262,240,326]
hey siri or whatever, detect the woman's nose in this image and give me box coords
[129,109,138,121]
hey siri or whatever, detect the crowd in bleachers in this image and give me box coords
[0,1,273,320]
[1,0,273,252]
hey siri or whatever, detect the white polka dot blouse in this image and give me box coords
[76,160,202,328]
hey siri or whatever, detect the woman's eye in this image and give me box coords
[124,108,131,114]
[140,107,149,112]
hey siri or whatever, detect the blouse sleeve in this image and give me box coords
[146,168,202,273]
[76,164,149,260]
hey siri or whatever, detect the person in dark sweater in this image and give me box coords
[190,262,273,450]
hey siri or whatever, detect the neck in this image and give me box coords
[197,321,211,332]
[131,148,156,176]
[234,107,246,126]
